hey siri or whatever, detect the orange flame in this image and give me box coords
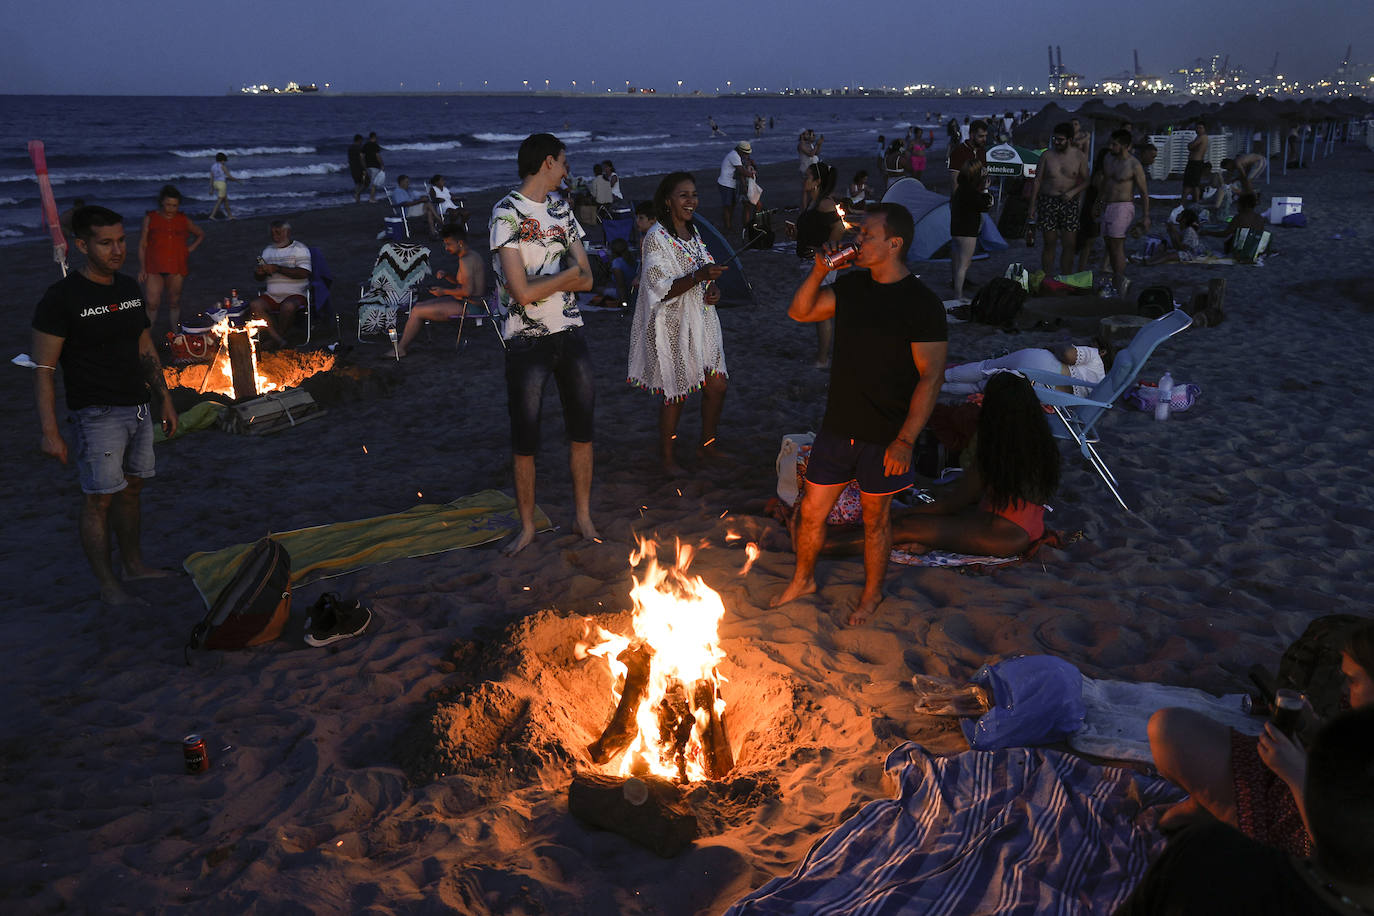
[582,537,728,782]
[739,542,760,576]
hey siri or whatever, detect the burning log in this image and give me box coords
[656,680,696,782]
[588,642,653,765]
[693,679,734,780]
[225,328,258,401]
[568,772,698,858]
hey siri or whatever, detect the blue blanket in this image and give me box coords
[727,742,1183,915]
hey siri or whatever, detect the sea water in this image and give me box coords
[0,93,1039,244]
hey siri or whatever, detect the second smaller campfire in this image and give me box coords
[579,539,734,783]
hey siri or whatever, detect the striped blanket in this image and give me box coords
[727,742,1182,916]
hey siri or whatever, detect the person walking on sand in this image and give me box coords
[1094,128,1150,299]
[797,129,823,208]
[627,172,730,475]
[347,133,367,203]
[208,152,236,220]
[361,132,385,202]
[489,133,598,556]
[773,203,947,627]
[137,184,204,332]
[31,205,180,606]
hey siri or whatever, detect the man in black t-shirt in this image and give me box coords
[773,203,947,627]
[31,205,179,606]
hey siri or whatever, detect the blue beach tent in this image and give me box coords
[690,214,754,307]
[881,178,1008,262]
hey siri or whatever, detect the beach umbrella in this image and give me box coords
[1013,103,1074,149]
[983,143,1040,180]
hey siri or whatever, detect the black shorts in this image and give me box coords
[1183,160,1205,187]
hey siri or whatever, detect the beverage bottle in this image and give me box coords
[1024,218,1036,247]
[1154,372,1174,422]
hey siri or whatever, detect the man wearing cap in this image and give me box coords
[717,140,752,232]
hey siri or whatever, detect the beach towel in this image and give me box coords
[726,741,1182,915]
[1069,677,1260,763]
[183,489,549,608]
[890,529,1078,571]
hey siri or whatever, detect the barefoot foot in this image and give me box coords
[845,593,884,627]
[123,564,181,582]
[771,578,817,608]
[101,585,149,606]
[573,517,601,542]
[501,526,538,557]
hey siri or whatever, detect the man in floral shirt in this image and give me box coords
[489,133,598,555]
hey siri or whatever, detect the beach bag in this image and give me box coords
[1280,212,1307,228]
[1124,381,1201,413]
[167,331,213,364]
[1003,262,1030,292]
[746,178,764,206]
[961,655,1086,750]
[189,538,292,651]
[1136,285,1174,319]
[969,278,1026,327]
[742,211,775,251]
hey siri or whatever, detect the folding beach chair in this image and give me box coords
[598,200,635,249]
[1021,308,1193,510]
[356,241,432,341]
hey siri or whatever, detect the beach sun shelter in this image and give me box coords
[881,177,1009,262]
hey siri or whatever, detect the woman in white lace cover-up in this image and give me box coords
[628,172,730,474]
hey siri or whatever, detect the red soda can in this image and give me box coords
[822,243,859,270]
[183,734,210,774]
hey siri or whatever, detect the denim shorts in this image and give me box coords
[805,430,913,496]
[504,327,595,456]
[71,404,156,494]
[717,183,738,208]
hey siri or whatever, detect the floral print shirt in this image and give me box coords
[489,191,586,339]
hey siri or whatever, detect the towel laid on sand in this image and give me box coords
[1069,677,1262,763]
[184,489,549,607]
[725,741,1187,916]
[890,529,1079,571]
[726,741,1182,916]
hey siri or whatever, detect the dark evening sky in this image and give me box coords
[5,0,1369,95]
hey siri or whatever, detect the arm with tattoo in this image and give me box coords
[138,329,179,437]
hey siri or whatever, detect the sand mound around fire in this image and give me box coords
[395,609,804,826]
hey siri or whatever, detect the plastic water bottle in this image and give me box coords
[1154,372,1174,422]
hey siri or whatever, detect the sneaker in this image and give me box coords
[1098,280,1117,299]
[304,593,372,646]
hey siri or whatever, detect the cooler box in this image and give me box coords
[380,217,406,241]
[1269,196,1302,225]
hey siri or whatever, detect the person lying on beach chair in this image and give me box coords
[1145,621,1374,859]
[396,225,485,357]
[943,339,1109,398]
[819,372,1059,562]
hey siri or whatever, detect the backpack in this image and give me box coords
[1136,285,1174,319]
[1003,262,1030,292]
[189,538,292,651]
[969,278,1026,327]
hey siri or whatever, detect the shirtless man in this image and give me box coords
[396,225,486,357]
[1182,121,1209,202]
[1070,118,1090,155]
[1222,152,1267,194]
[1027,122,1089,275]
[1094,129,1149,299]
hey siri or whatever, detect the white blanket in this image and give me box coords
[1069,676,1263,763]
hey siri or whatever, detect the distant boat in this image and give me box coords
[238,82,321,95]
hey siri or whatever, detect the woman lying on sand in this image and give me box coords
[1147,621,1374,856]
[942,339,1109,399]
[822,371,1060,559]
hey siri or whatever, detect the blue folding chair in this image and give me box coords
[1021,308,1193,510]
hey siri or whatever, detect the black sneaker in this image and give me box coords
[304,593,372,647]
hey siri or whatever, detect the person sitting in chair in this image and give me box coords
[429,174,466,225]
[250,220,311,348]
[396,225,486,357]
[393,174,440,236]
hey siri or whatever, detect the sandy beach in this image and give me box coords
[2,140,1373,914]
